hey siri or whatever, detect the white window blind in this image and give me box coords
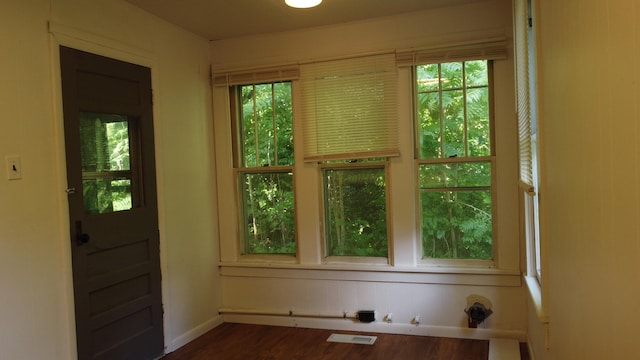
[514,1,535,196]
[213,66,300,86]
[395,39,508,67]
[300,53,399,162]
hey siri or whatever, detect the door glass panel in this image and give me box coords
[79,112,133,214]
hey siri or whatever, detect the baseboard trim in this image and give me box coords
[221,314,526,342]
[166,315,224,353]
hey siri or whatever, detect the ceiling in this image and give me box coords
[124,0,486,41]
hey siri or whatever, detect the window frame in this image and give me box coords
[230,82,297,257]
[319,160,391,264]
[413,60,498,266]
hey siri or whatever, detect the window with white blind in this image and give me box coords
[515,0,542,283]
[299,54,396,260]
[213,40,515,271]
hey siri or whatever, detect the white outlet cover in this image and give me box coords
[467,294,493,309]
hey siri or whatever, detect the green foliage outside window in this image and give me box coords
[237,82,295,255]
[79,113,132,214]
[241,171,295,254]
[416,60,494,260]
[324,167,388,257]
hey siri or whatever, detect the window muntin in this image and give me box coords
[233,82,295,255]
[322,163,388,258]
[416,60,495,260]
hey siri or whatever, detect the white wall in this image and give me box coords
[212,0,527,340]
[0,0,220,359]
[529,0,640,358]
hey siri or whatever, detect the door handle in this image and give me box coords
[75,221,90,246]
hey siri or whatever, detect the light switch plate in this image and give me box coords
[7,156,22,180]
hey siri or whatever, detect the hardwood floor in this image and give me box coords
[162,323,530,360]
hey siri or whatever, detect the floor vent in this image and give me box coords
[489,338,521,360]
[327,334,377,345]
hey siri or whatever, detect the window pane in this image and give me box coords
[442,89,465,158]
[419,162,491,189]
[465,60,488,87]
[324,168,387,257]
[417,64,439,92]
[80,113,130,172]
[441,62,463,90]
[83,178,132,214]
[274,82,294,166]
[420,190,493,260]
[240,82,293,167]
[416,61,491,160]
[417,92,441,158]
[79,112,133,214]
[240,172,295,254]
[467,87,491,157]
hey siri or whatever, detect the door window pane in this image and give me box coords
[79,112,133,214]
[83,178,132,214]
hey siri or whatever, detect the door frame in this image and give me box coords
[48,24,169,358]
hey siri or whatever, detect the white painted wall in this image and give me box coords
[527,0,640,359]
[0,0,220,359]
[212,0,527,340]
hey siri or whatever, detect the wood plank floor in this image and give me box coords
[162,323,530,360]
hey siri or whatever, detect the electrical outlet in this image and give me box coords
[412,315,420,325]
[6,156,21,180]
[384,313,393,323]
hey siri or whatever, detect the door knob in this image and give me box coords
[78,233,90,244]
[75,221,90,246]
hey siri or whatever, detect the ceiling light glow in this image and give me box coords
[285,0,322,9]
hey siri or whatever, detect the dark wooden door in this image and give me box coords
[60,46,164,360]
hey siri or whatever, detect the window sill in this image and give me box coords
[524,274,549,323]
[219,262,521,287]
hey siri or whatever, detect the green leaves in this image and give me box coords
[241,172,295,254]
[324,167,388,257]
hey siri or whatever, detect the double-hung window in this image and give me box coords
[415,60,495,261]
[231,82,296,255]
[301,53,398,261]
